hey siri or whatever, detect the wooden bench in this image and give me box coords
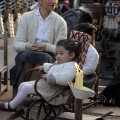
[0,32,8,95]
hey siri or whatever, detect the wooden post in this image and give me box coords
[0,14,4,35]
[14,0,21,21]
[21,0,28,14]
[14,0,21,34]
[3,0,15,37]
[73,0,80,8]
[75,99,83,120]
[0,31,8,95]
[3,0,11,30]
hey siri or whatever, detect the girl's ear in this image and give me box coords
[70,52,75,60]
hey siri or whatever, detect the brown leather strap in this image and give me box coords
[98,0,106,30]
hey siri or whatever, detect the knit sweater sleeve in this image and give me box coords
[52,62,76,86]
[45,12,67,54]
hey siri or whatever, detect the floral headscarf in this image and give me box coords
[70,30,92,69]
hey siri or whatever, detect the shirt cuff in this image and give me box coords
[46,74,56,85]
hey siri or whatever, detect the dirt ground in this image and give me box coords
[0,105,120,120]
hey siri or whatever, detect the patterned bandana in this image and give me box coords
[70,30,92,69]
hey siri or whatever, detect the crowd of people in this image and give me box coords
[0,0,118,120]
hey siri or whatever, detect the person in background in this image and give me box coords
[97,0,120,107]
[70,23,99,88]
[0,39,78,120]
[98,70,120,107]
[10,0,67,96]
[61,0,70,14]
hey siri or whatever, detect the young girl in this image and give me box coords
[0,39,78,119]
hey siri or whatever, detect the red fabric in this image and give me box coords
[70,30,92,69]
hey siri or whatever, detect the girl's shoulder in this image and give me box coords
[50,62,76,71]
[88,44,98,54]
[53,61,76,67]
[62,61,76,67]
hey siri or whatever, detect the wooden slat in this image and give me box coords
[1,85,8,95]
[0,31,8,96]
[0,66,7,73]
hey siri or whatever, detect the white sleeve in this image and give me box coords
[13,13,32,53]
[43,63,53,73]
[53,63,76,86]
[83,45,99,75]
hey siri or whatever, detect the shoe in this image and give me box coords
[0,102,15,112]
[7,108,25,120]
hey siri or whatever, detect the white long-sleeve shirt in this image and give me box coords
[35,7,53,43]
[83,44,99,75]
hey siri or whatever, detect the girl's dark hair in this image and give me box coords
[75,22,97,46]
[75,22,96,36]
[56,39,80,60]
[78,12,92,24]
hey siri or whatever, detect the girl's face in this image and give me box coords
[39,0,57,11]
[56,46,75,64]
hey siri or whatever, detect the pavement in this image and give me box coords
[0,36,120,120]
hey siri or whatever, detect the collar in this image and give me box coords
[35,7,53,19]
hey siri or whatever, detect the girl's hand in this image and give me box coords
[42,74,46,80]
[35,66,43,73]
